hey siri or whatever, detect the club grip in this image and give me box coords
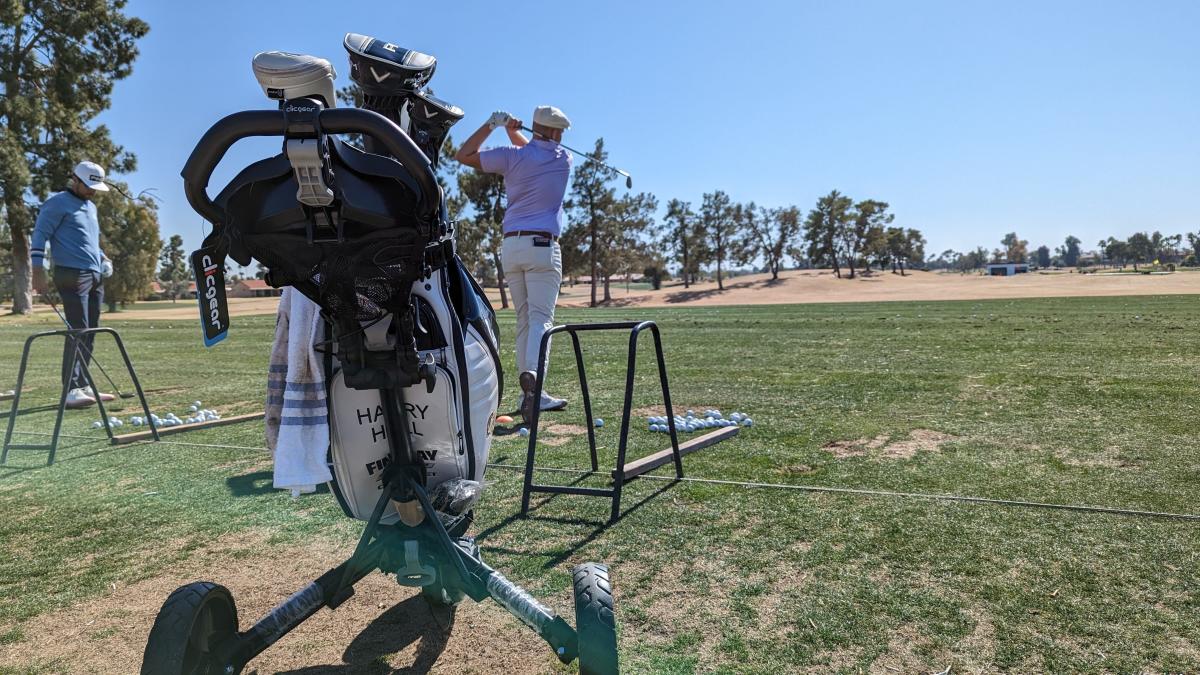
[181,108,439,227]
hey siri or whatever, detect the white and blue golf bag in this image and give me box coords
[326,263,502,526]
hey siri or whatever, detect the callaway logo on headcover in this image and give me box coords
[190,248,230,347]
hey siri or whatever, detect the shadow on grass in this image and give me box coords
[226,469,330,498]
[0,403,62,419]
[275,593,451,674]
[476,476,679,569]
[0,440,122,479]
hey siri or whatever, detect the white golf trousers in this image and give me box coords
[501,235,562,376]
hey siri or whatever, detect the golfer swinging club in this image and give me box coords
[30,161,115,409]
[456,106,572,422]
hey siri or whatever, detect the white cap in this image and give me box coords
[252,51,337,107]
[73,161,109,192]
[533,105,571,130]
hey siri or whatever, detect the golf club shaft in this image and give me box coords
[519,125,632,182]
[45,298,130,398]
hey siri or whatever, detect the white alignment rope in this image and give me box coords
[12,432,1199,521]
[485,463,1200,522]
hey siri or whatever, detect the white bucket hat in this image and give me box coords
[533,105,571,130]
[73,161,109,192]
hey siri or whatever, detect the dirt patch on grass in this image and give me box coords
[1,530,561,673]
[823,430,957,461]
[536,423,588,447]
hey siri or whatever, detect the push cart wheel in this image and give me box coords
[572,562,618,675]
[141,581,241,675]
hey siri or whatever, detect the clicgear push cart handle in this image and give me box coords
[180,107,440,226]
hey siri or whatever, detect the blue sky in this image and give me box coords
[102,0,1199,259]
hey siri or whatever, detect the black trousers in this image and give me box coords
[53,266,103,390]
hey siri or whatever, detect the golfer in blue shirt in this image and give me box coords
[456,106,573,422]
[30,161,114,408]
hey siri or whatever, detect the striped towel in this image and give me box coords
[265,287,331,494]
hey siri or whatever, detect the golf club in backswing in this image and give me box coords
[43,296,135,399]
[519,125,633,188]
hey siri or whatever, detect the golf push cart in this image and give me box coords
[141,34,618,673]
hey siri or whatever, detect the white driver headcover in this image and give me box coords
[252,51,337,107]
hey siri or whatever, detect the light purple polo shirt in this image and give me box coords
[478,139,572,235]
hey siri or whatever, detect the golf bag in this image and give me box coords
[194,48,500,526]
[326,262,502,525]
[161,38,619,674]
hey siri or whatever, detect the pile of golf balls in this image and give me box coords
[93,400,222,430]
[647,409,753,434]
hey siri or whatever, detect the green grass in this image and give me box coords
[1,295,1199,672]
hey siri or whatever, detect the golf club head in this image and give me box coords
[344,33,436,97]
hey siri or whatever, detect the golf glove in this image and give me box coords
[487,111,511,130]
[100,258,114,278]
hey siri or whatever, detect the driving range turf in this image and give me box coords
[0,295,1197,673]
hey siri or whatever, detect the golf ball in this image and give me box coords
[518,427,530,437]
[192,401,202,408]
[594,418,604,428]
[113,419,123,427]
[92,421,103,429]
[742,418,753,427]
[686,409,694,416]
[188,405,198,413]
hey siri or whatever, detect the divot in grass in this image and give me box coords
[823,429,958,460]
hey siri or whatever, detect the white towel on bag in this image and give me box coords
[265,288,331,494]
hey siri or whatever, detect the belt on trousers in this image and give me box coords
[503,230,558,241]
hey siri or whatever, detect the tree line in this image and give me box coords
[445,138,927,307]
[929,230,1200,272]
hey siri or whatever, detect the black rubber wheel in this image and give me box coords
[573,562,618,675]
[141,581,241,675]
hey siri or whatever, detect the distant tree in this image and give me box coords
[1152,231,1182,263]
[1036,245,1051,268]
[840,200,892,279]
[1187,231,1200,261]
[743,205,802,281]
[659,199,704,287]
[700,190,735,290]
[883,226,925,275]
[956,247,989,272]
[565,138,619,307]
[1101,237,1130,268]
[97,186,160,310]
[455,141,510,308]
[0,3,150,313]
[1001,232,1029,263]
[932,249,959,270]
[601,192,658,301]
[158,235,190,302]
[1126,232,1154,269]
[1057,235,1082,267]
[803,190,853,278]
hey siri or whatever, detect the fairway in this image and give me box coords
[1,296,1198,673]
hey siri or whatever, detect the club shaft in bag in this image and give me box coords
[519,126,633,188]
[45,299,133,398]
